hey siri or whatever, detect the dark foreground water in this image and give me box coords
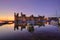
[0,24,60,40]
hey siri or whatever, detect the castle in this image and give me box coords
[14,12,45,26]
[14,12,45,21]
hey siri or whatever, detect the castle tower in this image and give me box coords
[17,13,19,18]
[14,12,19,21]
[21,12,23,16]
[14,12,16,21]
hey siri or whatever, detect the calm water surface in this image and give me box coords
[0,24,60,40]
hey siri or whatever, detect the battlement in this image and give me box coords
[14,12,45,21]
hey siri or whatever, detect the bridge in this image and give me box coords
[0,20,14,26]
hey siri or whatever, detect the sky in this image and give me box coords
[0,0,60,20]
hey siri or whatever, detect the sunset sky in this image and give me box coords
[0,0,60,20]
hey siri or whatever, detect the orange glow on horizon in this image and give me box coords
[0,17,14,21]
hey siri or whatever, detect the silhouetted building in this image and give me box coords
[48,17,58,25]
[14,12,45,26]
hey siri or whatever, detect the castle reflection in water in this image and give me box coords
[14,22,45,32]
[14,12,59,32]
[14,12,47,32]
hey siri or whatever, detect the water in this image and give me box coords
[0,24,60,40]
